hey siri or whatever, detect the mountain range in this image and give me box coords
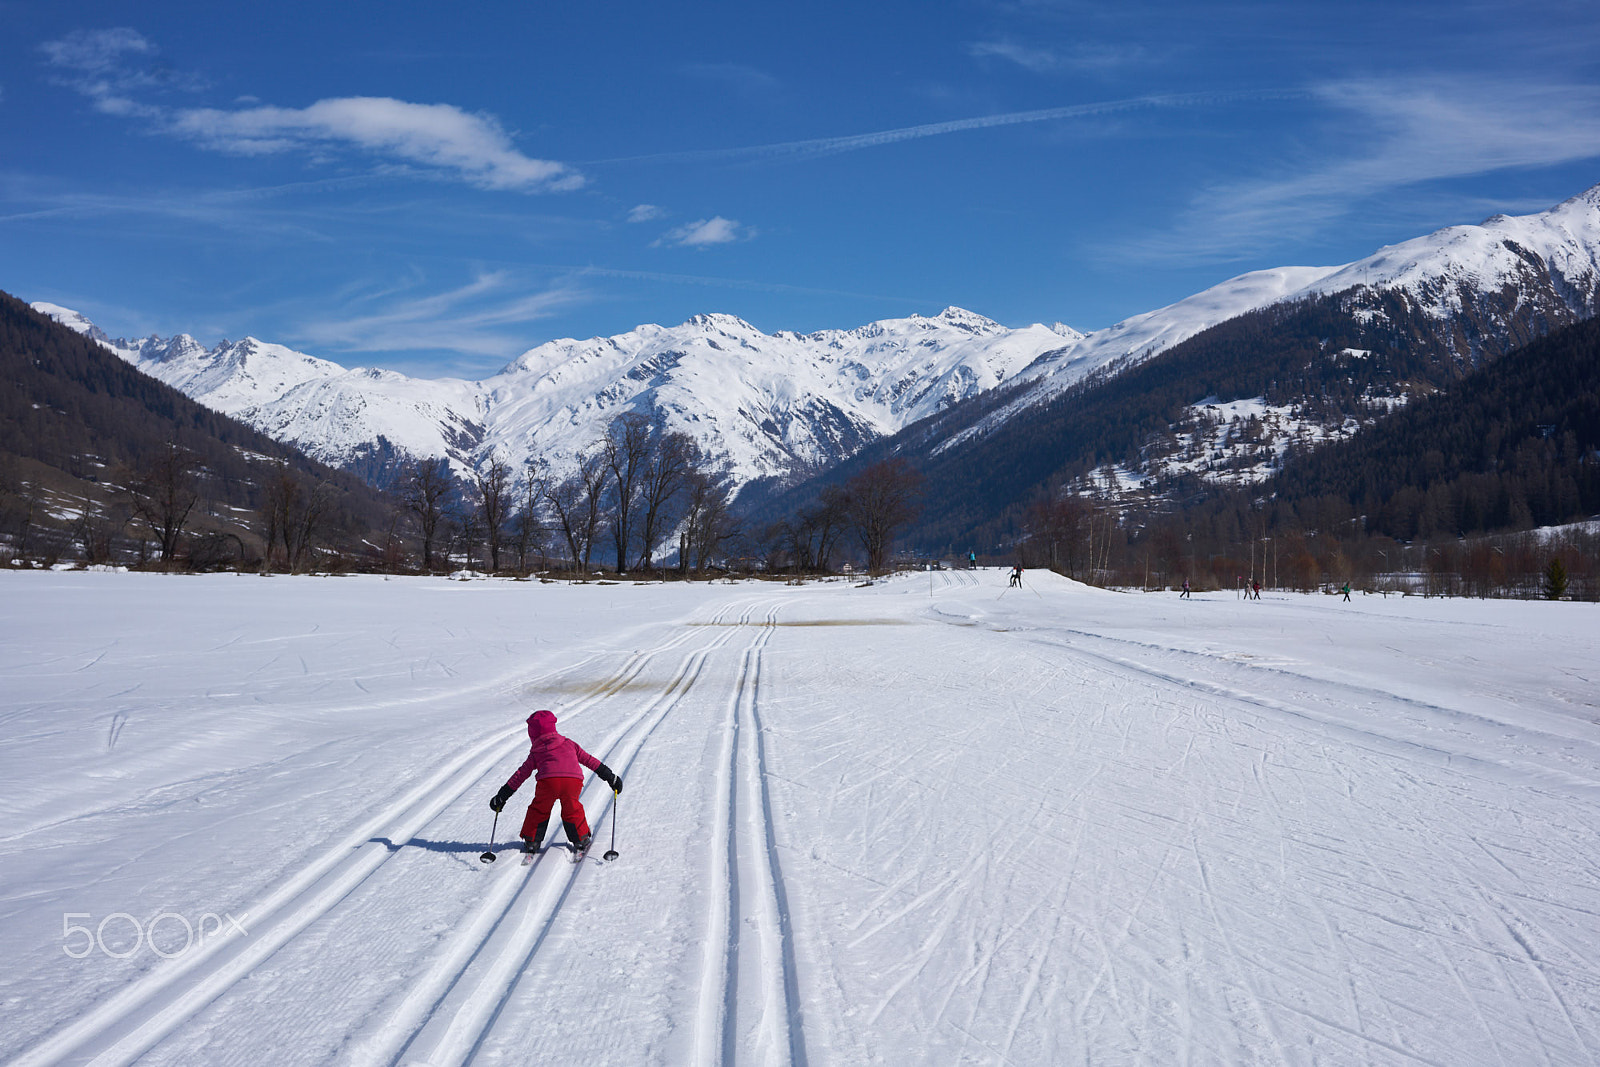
[33,182,1600,542]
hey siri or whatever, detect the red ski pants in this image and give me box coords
[519,776,589,841]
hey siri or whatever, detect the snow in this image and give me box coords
[948,183,1600,451]
[5,570,1599,1065]
[32,302,1077,489]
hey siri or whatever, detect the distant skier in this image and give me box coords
[1180,577,1191,599]
[491,710,622,856]
[1252,579,1262,600]
[969,550,978,570]
[1341,581,1352,602]
[1009,564,1023,588]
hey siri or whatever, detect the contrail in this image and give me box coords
[588,90,1300,166]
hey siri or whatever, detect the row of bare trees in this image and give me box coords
[395,412,742,576]
[768,458,924,575]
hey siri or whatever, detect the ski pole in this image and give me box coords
[601,796,620,863]
[480,810,500,864]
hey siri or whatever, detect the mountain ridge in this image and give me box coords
[32,180,1600,518]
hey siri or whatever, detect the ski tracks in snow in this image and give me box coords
[376,601,778,1067]
[9,600,759,1067]
[692,603,808,1067]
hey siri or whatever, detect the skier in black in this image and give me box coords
[1009,564,1023,588]
[1180,577,1191,599]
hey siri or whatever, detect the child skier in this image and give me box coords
[490,710,622,855]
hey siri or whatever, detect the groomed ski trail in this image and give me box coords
[691,604,808,1067]
[376,599,782,1067]
[10,598,764,1067]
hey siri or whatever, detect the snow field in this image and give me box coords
[2,571,1599,1065]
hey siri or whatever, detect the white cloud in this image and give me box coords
[597,90,1282,166]
[627,203,664,223]
[970,39,1153,75]
[1146,78,1600,262]
[969,40,1060,73]
[39,27,151,73]
[680,62,781,93]
[296,272,590,360]
[40,30,581,194]
[39,27,166,116]
[168,97,582,192]
[656,216,749,248]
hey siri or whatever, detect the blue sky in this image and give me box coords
[5,1,1600,377]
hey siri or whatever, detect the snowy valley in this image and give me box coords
[3,569,1598,1065]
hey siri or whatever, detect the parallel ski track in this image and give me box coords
[692,604,808,1067]
[383,599,783,1067]
[11,600,752,1067]
[1033,624,1600,795]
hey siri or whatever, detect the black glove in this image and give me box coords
[489,784,514,812]
[597,764,622,794]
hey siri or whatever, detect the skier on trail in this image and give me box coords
[1180,577,1191,599]
[490,710,622,856]
[969,550,978,570]
[1009,564,1023,588]
[1252,579,1262,600]
[1341,581,1352,602]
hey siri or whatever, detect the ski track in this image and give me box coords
[8,572,1600,1065]
[385,600,776,1067]
[9,598,755,1067]
[691,603,807,1067]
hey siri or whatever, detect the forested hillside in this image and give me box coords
[1266,314,1600,539]
[0,292,390,568]
[771,284,1553,553]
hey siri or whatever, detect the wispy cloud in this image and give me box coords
[969,39,1153,74]
[591,89,1292,166]
[40,29,581,193]
[168,97,582,192]
[627,203,665,223]
[680,62,781,94]
[1138,77,1600,263]
[654,216,751,247]
[295,272,591,362]
[38,27,181,116]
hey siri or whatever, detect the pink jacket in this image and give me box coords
[505,710,600,790]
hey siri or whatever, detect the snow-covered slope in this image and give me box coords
[36,303,1075,487]
[5,571,1599,1064]
[950,182,1600,449]
[33,182,1600,495]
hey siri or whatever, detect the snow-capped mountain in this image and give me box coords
[34,181,1600,505]
[35,303,1079,490]
[951,183,1600,449]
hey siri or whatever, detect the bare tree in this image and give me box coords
[845,458,924,574]
[1026,495,1091,577]
[475,457,512,573]
[125,442,202,570]
[74,492,130,566]
[400,458,453,572]
[604,412,651,574]
[510,464,546,575]
[540,450,609,575]
[263,468,333,573]
[678,468,740,575]
[635,430,698,573]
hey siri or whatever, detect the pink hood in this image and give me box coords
[528,709,559,741]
